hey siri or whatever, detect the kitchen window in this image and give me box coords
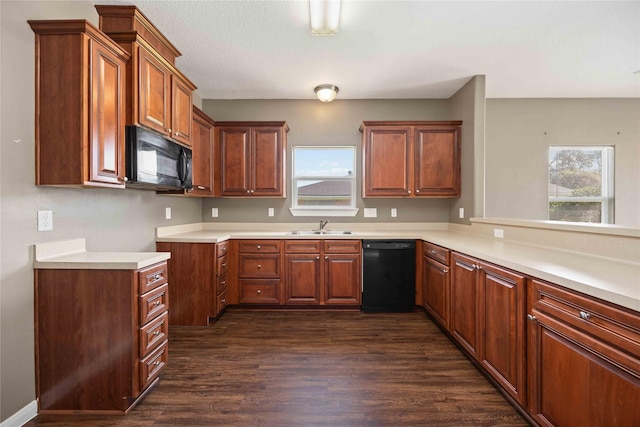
[290,146,358,217]
[548,146,614,224]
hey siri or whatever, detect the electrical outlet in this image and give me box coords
[494,228,504,238]
[211,208,219,218]
[364,208,377,218]
[37,210,53,231]
[459,207,465,219]
[391,208,397,218]
[268,208,274,217]
[165,207,172,220]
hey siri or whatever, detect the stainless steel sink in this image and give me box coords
[288,230,355,236]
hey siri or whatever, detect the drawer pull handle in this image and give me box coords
[579,311,591,320]
[153,331,160,336]
[316,256,320,260]
[154,274,161,280]
[443,269,448,274]
[257,289,261,294]
[153,301,161,306]
[221,281,226,286]
[197,186,205,190]
[221,263,227,268]
[527,314,537,322]
[154,360,161,366]
[431,250,437,255]
[221,299,227,304]
[257,264,262,269]
[257,245,261,250]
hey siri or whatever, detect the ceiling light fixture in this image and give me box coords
[314,84,339,102]
[309,0,341,36]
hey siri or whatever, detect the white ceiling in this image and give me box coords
[94,0,640,100]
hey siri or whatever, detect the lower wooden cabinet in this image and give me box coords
[34,262,169,413]
[284,240,361,306]
[528,278,640,426]
[238,240,283,304]
[155,241,227,325]
[450,251,526,405]
[422,242,451,329]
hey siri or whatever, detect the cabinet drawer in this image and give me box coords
[531,279,640,362]
[138,262,168,294]
[238,254,280,278]
[217,272,228,295]
[139,283,169,325]
[238,240,281,253]
[423,242,450,266]
[140,340,168,391]
[239,280,280,304]
[217,254,229,276]
[217,241,229,258]
[140,311,168,358]
[324,240,361,254]
[284,240,321,253]
[216,289,228,314]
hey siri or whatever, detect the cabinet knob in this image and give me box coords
[527,314,537,322]
[416,189,420,193]
[221,299,227,304]
[431,250,437,255]
[250,190,254,194]
[579,311,591,320]
[257,289,261,294]
[153,331,160,336]
[221,263,227,268]
[174,131,180,137]
[257,245,261,250]
[154,360,161,366]
[443,269,448,274]
[325,256,328,260]
[257,264,262,269]
[119,176,129,182]
[154,300,161,306]
[247,190,251,193]
[221,281,226,286]
[407,190,411,194]
[154,274,161,280]
[316,256,320,260]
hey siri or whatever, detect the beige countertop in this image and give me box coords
[157,222,640,312]
[33,238,171,270]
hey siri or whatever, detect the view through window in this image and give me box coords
[292,147,356,210]
[548,146,614,224]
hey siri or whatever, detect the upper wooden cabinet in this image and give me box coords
[29,20,130,188]
[215,122,289,197]
[361,121,462,198]
[187,106,216,196]
[96,5,196,147]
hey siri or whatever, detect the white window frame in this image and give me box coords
[289,146,359,217]
[548,145,614,224]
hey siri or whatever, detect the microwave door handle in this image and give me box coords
[178,148,187,183]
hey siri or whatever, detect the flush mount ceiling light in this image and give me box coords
[309,0,341,36]
[314,84,339,102]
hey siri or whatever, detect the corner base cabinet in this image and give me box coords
[34,262,169,414]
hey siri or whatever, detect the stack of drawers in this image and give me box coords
[238,240,282,304]
[137,263,169,394]
[215,241,229,316]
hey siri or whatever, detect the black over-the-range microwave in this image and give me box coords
[125,125,193,191]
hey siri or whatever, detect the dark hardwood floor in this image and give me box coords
[27,309,530,426]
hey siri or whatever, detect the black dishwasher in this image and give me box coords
[362,240,416,312]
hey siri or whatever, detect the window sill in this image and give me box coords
[289,208,360,217]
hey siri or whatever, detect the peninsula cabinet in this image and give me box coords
[450,251,527,406]
[96,5,196,147]
[527,278,640,426]
[361,121,461,198]
[215,122,289,197]
[284,240,362,306]
[422,242,451,329]
[35,262,169,413]
[155,241,228,325]
[29,20,129,188]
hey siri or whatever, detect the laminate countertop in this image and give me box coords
[156,223,640,312]
[33,238,171,270]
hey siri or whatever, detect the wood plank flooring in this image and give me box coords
[27,310,530,426]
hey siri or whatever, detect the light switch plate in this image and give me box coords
[391,208,397,218]
[211,208,219,218]
[268,208,274,217]
[459,207,464,219]
[494,228,504,238]
[165,207,172,220]
[37,210,53,231]
[364,208,377,218]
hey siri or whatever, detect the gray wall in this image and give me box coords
[485,99,640,226]
[201,98,478,223]
[0,1,203,420]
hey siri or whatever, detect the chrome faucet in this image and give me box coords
[319,220,329,232]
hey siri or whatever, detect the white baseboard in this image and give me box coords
[1,400,37,427]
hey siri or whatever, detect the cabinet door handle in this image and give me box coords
[220,281,226,286]
[118,176,129,182]
[325,256,328,260]
[246,190,251,193]
[197,186,205,190]
[527,314,537,322]
[257,264,262,269]
[153,331,160,336]
[167,128,172,134]
[221,299,227,304]
[175,131,180,137]
[316,256,320,260]
[431,250,437,255]
[257,289,261,294]
[154,360,161,366]
[579,311,591,320]
[442,269,448,274]
[153,300,161,306]
[416,189,420,193]
[221,263,227,268]
[407,190,411,194]
[257,245,261,250]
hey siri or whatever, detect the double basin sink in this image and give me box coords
[287,230,355,236]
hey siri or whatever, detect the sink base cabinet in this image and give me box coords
[34,262,169,414]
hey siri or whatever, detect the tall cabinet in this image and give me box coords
[96,5,196,148]
[361,121,461,198]
[29,20,129,188]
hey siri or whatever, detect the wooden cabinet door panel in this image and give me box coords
[219,127,251,195]
[90,41,125,185]
[478,262,526,405]
[530,320,640,427]
[363,127,412,196]
[414,127,460,197]
[138,48,170,135]
[324,254,361,305]
[285,254,321,304]
[450,252,479,357]
[423,256,450,329]
[190,107,214,194]
[252,127,283,196]
[171,75,193,146]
